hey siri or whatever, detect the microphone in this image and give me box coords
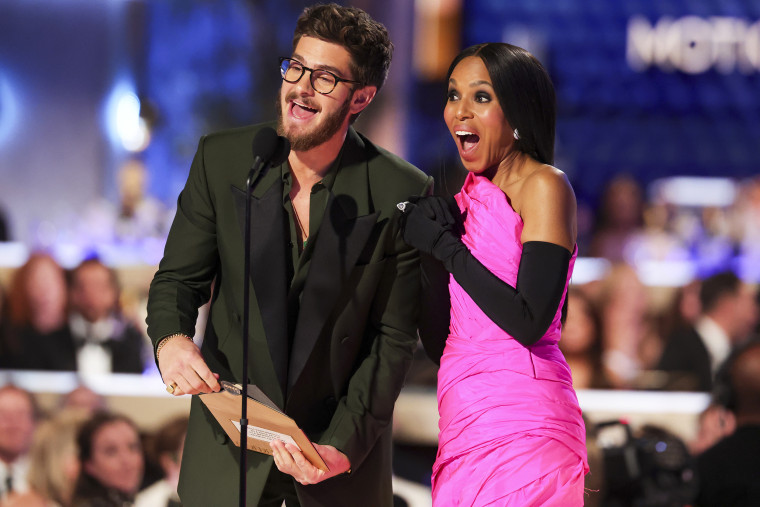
[239,125,289,505]
[247,127,291,189]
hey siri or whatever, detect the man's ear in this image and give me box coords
[349,86,377,116]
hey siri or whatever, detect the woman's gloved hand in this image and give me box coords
[399,195,463,262]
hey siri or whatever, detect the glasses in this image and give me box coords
[279,57,362,95]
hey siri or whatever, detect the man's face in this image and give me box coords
[278,36,356,152]
[0,389,35,462]
[70,263,118,322]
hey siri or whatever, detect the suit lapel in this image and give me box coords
[232,167,290,397]
[288,129,379,388]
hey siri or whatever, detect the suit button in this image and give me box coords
[341,335,350,344]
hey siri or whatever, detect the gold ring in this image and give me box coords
[166,382,177,394]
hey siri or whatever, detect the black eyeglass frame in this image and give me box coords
[279,57,363,95]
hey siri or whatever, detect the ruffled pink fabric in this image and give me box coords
[431,172,588,506]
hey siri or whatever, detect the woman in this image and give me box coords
[4,410,88,507]
[401,43,588,505]
[560,288,609,390]
[71,412,144,507]
[1,252,75,370]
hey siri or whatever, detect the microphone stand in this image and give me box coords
[240,158,268,507]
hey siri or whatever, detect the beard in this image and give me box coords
[276,91,352,152]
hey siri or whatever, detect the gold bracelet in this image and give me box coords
[156,333,191,361]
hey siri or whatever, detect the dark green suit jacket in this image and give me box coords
[147,123,432,506]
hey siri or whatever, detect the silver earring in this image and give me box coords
[513,129,520,140]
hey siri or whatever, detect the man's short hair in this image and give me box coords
[292,3,393,92]
[700,271,741,314]
[728,340,760,417]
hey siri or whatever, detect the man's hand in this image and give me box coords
[158,336,221,396]
[270,440,351,485]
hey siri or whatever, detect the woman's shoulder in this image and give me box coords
[515,162,575,213]
[522,163,572,195]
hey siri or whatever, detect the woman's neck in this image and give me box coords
[485,150,533,192]
[489,150,530,188]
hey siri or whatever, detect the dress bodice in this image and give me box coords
[448,172,577,381]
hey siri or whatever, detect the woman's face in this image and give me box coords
[25,257,67,328]
[444,56,514,174]
[83,420,143,495]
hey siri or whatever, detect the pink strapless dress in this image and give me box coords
[431,172,589,506]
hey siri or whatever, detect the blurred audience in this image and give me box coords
[596,262,663,389]
[4,409,88,507]
[657,271,759,391]
[732,176,760,281]
[0,253,75,370]
[76,159,171,249]
[0,385,39,502]
[657,278,702,343]
[560,288,609,389]
[135,416,188,507]
[59,386,107,416]
[695,339,760,506]
[72,412,144,507]
[625,199,690,265]
[589,174,645,262]
[68,258,147,375]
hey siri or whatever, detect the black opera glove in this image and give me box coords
[409,195,461,230]
[400,196,464,261]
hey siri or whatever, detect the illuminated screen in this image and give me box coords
[408,1,760,204]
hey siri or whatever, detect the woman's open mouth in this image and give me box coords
[455,130,480,157]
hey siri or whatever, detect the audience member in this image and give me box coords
[689,402,736,456]
[695,340,760,506]
[72,412,144,507]
[4,409,88,507]
[68,258,146,375]
[0,253,76,371]
[657,278,702,343]
[596,262,662,389]
[657,271,759,391]
[589,174,645,262]
[0,385,39,502]
[625,199,690,265]
[113,159,171,243]
[135,416,188,507]
[76,159,170,250]
[560,288,609,389]
[59,386,107,416]
[695,205,737,275]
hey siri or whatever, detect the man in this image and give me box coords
[146,4,432,506]
[69,258,146,374]
[696,340,760,506]
[0,385,37,502]
[657,271,759,391]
